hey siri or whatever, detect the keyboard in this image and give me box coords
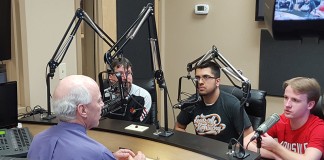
[0,128,32,158]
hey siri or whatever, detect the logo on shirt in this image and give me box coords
[193,113,226,135]
[280,141,308,154]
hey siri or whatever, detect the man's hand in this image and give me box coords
[261,133,280,152]
[128,151,146,160]
[113,149,135,160]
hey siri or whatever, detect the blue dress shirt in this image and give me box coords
[27,121,116,160]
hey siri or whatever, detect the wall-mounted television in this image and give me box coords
[264,0,324,39]
[256,0,265,21]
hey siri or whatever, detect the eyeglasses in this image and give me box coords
[114,71,133,77]
[195,75,218,82]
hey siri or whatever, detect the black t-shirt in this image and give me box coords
[177,91,252,143]
[104,95,145,122]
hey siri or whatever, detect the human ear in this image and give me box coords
[307,101,315,110]
[215,78,221,87]
[77,104,87,118]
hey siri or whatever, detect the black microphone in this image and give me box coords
[250,113,280,141]
[174,77,200,110]
[115,73,125,97]
[101,97,122,117]
[174,94,201,110]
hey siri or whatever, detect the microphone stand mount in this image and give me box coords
[256,132,262,154]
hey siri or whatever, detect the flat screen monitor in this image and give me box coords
[274,0,324,20]
[0,81,18,129]
[265,0,324,39]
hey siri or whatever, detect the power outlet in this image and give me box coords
[59,63,66,80]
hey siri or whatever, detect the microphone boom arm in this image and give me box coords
[187,45,249,84]
[101,3,171,137]
[148,6,173,137]
[103,3,154,70]
[50,8,115,71]
[44,8,115,120]
[185,45,251,103]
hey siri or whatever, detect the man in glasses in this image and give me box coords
[175,61,253,143]
[103,57,152,124]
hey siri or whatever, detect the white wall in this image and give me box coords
[16,0,283,131]
[19,0,77,109]
[160,0,283,132]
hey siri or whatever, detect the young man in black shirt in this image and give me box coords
[175,61,253,143]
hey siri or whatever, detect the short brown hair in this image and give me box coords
[283,77,321,104]
[195,61,221,78]
[110,57,132,70]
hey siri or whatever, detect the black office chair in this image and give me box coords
[311,94,324,120]
[133,78,158,125]
[219,85,267,130]
[98,70,109,100]
[98,71,158,125]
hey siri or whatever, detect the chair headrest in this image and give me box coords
[133,79,155,92]
[219,85,267,121]
[311,95,324,120]
[133,78,157,102]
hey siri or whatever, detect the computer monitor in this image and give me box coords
[0,81,18,128]
[264,0,324,39]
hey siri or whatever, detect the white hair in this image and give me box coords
[53,85,92,121]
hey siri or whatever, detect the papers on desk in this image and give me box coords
[125,124,149,132]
